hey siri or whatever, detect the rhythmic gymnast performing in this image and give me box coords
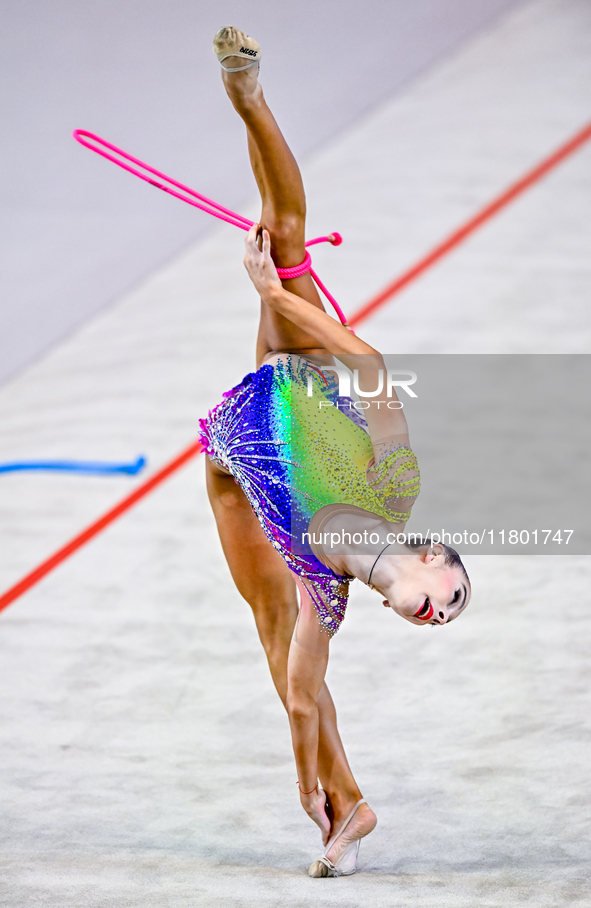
[200,26,472,878]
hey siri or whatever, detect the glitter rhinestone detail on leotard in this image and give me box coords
[200,357,420,635]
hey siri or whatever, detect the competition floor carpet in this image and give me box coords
[1,1,590,904]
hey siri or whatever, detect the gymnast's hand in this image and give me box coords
[243,224,282,302]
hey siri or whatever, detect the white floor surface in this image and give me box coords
[1,0,590,904]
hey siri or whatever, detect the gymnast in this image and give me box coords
[201,26,471,878]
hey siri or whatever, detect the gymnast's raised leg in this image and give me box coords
[206,26,374,848]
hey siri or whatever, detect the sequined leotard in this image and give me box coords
[199,356,420,635]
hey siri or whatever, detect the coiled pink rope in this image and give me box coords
[274,250,312,280]
[73,130,349,327]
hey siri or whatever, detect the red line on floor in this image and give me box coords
[2,120,591,614]
[0,441,202,613]
[348,120,591,327]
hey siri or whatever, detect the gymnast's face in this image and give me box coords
[380,545,470,626]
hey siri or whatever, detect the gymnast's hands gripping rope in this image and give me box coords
[244,225,372,359]
[243,226,282,299]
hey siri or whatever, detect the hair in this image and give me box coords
[405,536,470,585]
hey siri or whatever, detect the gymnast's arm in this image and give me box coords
[244,225,409,442]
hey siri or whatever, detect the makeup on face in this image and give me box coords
[411,582,468,624]
[413,598,433,621]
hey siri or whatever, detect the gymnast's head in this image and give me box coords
[371,539,471,626]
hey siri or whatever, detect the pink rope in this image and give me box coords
[276,251,311,280]
[73,130,350,327]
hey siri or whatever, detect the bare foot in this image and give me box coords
[300,788,332,846]
[221,64,261,106]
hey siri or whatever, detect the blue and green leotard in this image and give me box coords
[200,356,420,635]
